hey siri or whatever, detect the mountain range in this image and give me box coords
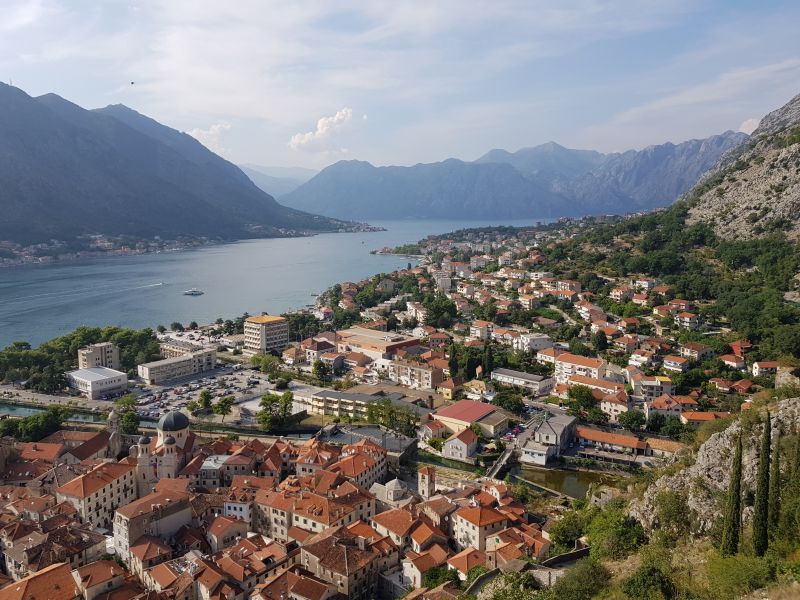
[279,132,747,220]
[0,83,347,245]
[238,164,317,198]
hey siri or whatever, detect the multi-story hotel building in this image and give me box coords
[137,349,216,384]
[243,314,290,357]
[78,342,121,370]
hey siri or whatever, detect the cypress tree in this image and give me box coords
[768,430,781,534]
[753,412,771,556]
[720,433,743,556]
[789,433,800,494]
[448,344,459,377]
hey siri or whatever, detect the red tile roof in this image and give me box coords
[435,400,495,424]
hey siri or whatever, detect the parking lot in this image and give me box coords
[132,365,277,424]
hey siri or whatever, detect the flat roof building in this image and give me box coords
[336,327,421,360]
[66,367,128,400]
[243,314,289,357]
[137,348,216,384]
[78,342,120,371]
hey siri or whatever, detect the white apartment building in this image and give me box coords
[554,353,606,384]
[78,342,120,370]
[512,332,553,352]
[137,348,216,384]
[490,368,554,396]
[243,314,290,357]
[387,360,444,390]
[66,367,128,400]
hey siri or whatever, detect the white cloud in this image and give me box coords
[188,122,232,156]
[289,107,353,151]
[0,0,48,32]
[738,118,760,134]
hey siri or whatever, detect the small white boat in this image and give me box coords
[183,288,204,296]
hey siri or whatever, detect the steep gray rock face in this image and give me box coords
[754,92,800,136]
[628,399,800,534]
[687,93,800,240]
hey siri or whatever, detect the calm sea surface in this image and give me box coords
[0,219,536,347]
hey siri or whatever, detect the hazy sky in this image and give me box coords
[2,0,800,170]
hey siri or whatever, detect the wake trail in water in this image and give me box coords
[4,282,165,303]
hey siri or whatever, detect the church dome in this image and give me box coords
[164,435,176,445]
[158,410,189,432]
[138,435,151,445]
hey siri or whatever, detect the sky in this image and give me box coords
[2,1,800,171]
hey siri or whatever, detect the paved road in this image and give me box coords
[548,304,577,326]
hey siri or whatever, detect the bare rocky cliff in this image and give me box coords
[687,93,800,240]
[628,399,800,534]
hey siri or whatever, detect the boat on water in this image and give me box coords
[183,288,204,296]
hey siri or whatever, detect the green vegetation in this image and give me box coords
[720,433,743,556]
[0,405,70,441]
[752,413,771,556]
[0,326,160,391]
[212,396,235,423]
[365,397,419,437]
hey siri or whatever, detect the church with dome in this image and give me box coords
[125,409,197,496]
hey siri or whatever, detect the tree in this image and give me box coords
[720,433,743,556]
[647,412,666,433]
[448,344,459,377]
[257,410,273,431]
[768,429,781,536]
[213,396,235,423]
[188,321,198,329]
[313,360,330,382]
[482,343,495,377]
[422,566,460,588]
[278,391,293,422]
[549,510,588,548]
[618,410,646,431]
[622,565,676,600]
[115,393,137,411]
[198,389,212,410]
[593,331,608,351]
[753,413,771,556]
[156,325,166,333]
[465,565,489,586]
[170,321,184,332]
[549,558,611,600]
[119,411,140,435]
[586,505,645,560]
[661,415,685,438]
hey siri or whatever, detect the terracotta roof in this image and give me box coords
[208,515,245,539]
[576,426,646,450]
[371,508,417,537]
[65,431,110,461]
[435,400,496,424]
[447,547,487,575]
[130,535,172,562]
[56,462,133,499]
[0,562,78,600]
[116,490,188,519]
[456,506,507,527]
[446,428,477,445]
[556,353,604,369]
[17,443,64,463]
[75,560,124,588]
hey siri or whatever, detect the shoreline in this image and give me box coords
[0,224,386,270]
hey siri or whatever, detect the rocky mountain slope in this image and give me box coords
[687,93,800,240]
[629,399,800,534]
[281,133,746,220]
[0,84,346,245]
[280,158,569,220]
